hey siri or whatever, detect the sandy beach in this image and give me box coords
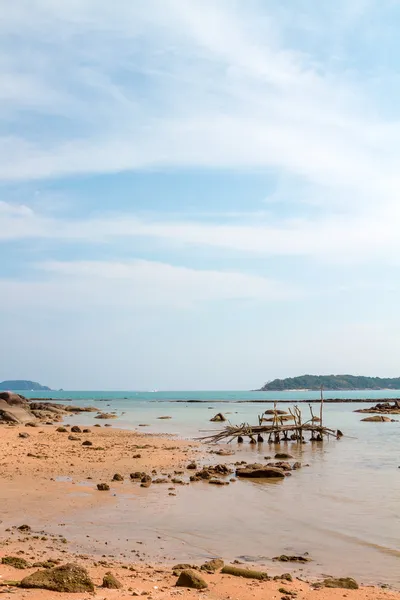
[0,422,399,600]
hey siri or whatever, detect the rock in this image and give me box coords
[201,558,224,573]
[97,483,110,491]
[133,453,142,459]
[95,413,118,419]
[187,462,197,469]
[0,392,27,405]
[17,524,31,532]
[130,471,146,480]
[273,555,310,563]
[221,566,269,580]
[71,426,82,433]
[25,422,38,427]
[269,461,292,471]
[56,427,68,433]
[209,478,229,485]
[2,556,30,569]
[236,467,285,478]
[20,563,95,593]
[68,435,80,441]
[322,577,358,589]
[102,571,122,589]
[275,453,293,459]
[83,428,90,433]
[82,440,93,446]
[112,473,124,481]
[210,413,226,422]
[361,415,391,422]
[157,416,172,419]
[176,569,208,589]
[292,462,301,470]
[19,432,29,438]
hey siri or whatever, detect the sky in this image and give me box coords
[1,0,400,390]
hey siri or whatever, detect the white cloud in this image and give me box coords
[0,0,399,217]
[0,200,399,266]
[0,259,296,311]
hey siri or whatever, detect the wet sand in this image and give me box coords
[0,424,399,600]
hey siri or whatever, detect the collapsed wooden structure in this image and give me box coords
[198,393,343,444]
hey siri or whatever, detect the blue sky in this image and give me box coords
[1,0,400,390]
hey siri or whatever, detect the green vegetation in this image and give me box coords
[0,380,51,391]
[258,374,400,391]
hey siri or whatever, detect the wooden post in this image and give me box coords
[320,384,324,432]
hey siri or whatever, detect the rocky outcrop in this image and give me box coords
[355,401,400,414]
[361,415,392,422]
[20,563,94,593]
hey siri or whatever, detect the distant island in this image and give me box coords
[258,374,400,391]
[0,380,51,391]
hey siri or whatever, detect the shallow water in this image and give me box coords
[22,391,400,586]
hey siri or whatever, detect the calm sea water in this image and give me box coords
[20,390,400,586]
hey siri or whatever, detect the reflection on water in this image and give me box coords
[46,399,400,587]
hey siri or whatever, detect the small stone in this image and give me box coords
[102,571,122,589]
[19,432,30,438]
[82,440,93,446]
[112,473,124,481]
[56,427,68,433]
[97,483,110,491]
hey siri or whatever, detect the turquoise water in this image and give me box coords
[21,389,400,401]
[20,390,400,586]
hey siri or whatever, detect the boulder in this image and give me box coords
[71,426,82,433]
[322,577,358,589]
[0,392,27,405]
[2,556,30,569]
[176,569,208,589]
[102,571,122,589]
[236,467,285,478]
[20,563,94,593]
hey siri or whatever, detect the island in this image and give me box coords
[0,380,51,391]
[258,374,400,391]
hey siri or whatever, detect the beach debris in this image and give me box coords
[20,563,94,593]
[97,483,110,491]
[71,426,82,433]
[201,559,224,573]
[112,473,124,481]
[236,466,285,479]
[221,566,269,580]
[176,569,208,589]
[102,571,122,589]
[210,413,226,422]
[319,577,359,589]
[273,555,310,563]
[2,556,30,569]
[361,415,392,422]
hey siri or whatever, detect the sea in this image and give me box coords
[20,389,400,587]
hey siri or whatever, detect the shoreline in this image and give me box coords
[0,423,399,598]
